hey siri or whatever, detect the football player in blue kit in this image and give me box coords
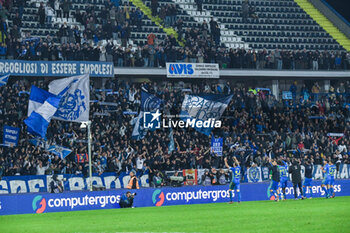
[303,159,314,199]
[322,159,337,198]
[279,159,289,200]
[224,156,241,203]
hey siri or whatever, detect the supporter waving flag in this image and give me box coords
[27,86,57,117]
[132,91,163,140]
[0,74,10,87]
[24,87,61,138]
[180,94,233,135]
[48,74,90,122]
[46,145,73,160]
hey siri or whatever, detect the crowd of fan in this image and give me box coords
[1,78,350,185]
[0,0,349,70]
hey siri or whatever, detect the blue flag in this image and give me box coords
[25,88,61,138]
[27,86,57,117]
[132,91,163,140]
[141,91,163,112]
[29,138,46,148]
[46,145,72,159]
[0,74,9,87]
[180,94,233,135]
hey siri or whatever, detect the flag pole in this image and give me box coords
[87,120,93,191]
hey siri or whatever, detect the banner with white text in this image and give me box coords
[166,63,219,78]
[0,60,114,77]
[1,180,350,215]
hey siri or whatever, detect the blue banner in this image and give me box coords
[249,164,350,182]
[0,172,149,194]
[2,126,20,146]
[211,137,223,156]
[261,166,270,181]
[2,165,349,194]
[0,60,114,77]
[245,164,350,182]
[1,179,350,215]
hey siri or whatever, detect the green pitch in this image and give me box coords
[1,196,350,233]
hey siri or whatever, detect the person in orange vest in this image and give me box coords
[127,171,140,189]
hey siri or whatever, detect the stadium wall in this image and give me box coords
[1,165,349,194]
[1,180,350,216]
[0,164,350,194]
[0,60,349,79]
[114,67,350,79]
[0,60,114,77]
[0,172,150,194]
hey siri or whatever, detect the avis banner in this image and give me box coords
[166,63,219,78]
[1,179,350,215]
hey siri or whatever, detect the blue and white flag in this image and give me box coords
[168,128,175,153]
[27,86,57,117]
[282,91,293,100]
[180,94,233,135]
[0,74,9,87]
[29,138,47,148]
[24,95,61,138]
[132,91,163,140]
[247,166,262,183]
[48,74,90,122]
[141,91,163,112]
[46,145,72,159]
[3,125,20,146]
[131,112,146,140]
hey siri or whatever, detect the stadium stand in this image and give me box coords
[198,0,345,50]
[3,0,167,45]
[295,0,350,51]
[1,0,349,59]
[0,0,349,69]
[1,79,350,187]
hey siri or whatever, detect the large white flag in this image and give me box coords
[48,74,90,122]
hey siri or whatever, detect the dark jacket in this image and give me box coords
[271,165,280,182]
[289,163,302,183]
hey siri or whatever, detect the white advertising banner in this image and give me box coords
[166,63,219,78]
